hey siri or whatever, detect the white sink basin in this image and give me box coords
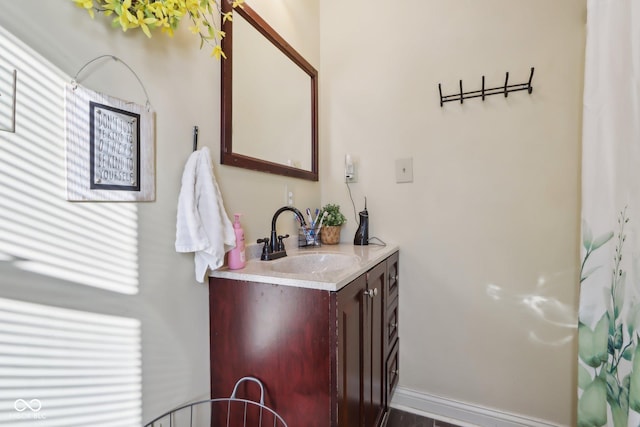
[269,252,360,275]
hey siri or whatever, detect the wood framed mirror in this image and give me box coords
[220,0,319,181]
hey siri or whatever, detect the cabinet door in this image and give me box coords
[210,279,333,427]
[365,262,386,427]
[337,273,366,427]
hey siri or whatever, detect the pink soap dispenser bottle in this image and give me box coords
[228,214,246,270]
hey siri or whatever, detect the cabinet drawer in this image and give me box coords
[385,252,399,308]
[386,299,399,348]
[386,339,399,402]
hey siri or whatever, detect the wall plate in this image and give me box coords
[395,158,413,183]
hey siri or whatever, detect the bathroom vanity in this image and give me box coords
[209,244,399,426]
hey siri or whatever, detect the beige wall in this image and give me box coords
[0,0,319,423]
[320,0,585,425]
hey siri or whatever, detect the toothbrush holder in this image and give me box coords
[298,226,321,248]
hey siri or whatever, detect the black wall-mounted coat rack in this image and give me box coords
[438,67,534,107]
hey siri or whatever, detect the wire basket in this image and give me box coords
[144,377,287,427]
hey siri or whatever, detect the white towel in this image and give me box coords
[175,147,236,282]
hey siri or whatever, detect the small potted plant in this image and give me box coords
[319,203,347,245]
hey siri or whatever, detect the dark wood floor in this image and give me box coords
[387,408,462,427]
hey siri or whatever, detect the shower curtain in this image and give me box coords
[578,1,640,426]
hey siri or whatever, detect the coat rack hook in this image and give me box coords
[527,67,535,94]
[438,83,444,107]
[192,126,199,152]
[459,80,464,104]
[481,76,485,101]
[504,72,509,97]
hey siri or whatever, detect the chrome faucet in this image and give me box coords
[257,206,307,261]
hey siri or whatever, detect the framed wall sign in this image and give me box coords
[65,82,155,201]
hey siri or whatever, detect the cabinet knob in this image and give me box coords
[389,273,398,281]
[389,322,398,329]
[392,369,399,375]
[363,288,378,298]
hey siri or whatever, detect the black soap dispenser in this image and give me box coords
[353,197,369,246]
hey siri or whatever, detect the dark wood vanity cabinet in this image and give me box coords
[337,259,386,427]
[209,251,399,426]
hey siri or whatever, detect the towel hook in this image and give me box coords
[504,72,509,97]
[193,126,199,152]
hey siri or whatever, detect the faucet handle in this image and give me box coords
[257,238,270,260]
[276,234,290,251]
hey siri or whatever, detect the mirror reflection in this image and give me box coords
[232,14,312,170]
[220,0,318,181]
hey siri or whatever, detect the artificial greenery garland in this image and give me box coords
[72,0,243,59]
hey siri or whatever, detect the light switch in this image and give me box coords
[395,158,413,183]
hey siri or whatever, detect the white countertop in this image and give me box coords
[209,243,399,291]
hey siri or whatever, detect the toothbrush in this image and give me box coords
[310,208,320,229]
[315,211,328,234]
[306,208,314,226]
[295,214,313,243]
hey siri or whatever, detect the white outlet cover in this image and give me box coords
[395,158,413,183]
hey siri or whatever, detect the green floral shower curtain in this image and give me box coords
[578,1,640,426]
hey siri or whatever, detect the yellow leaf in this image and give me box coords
[212,45,226,60]
[125,9,136,22]
[161,26,175,37]
[141,23,152,38]
[157,17,169,27]
[119,13,130,30]
[74,0,95,17]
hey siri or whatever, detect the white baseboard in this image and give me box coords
[391,387,566,427]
